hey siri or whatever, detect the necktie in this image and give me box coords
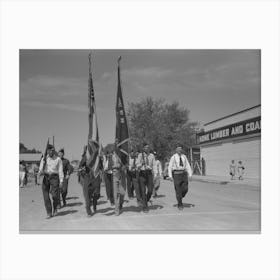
[133,157,136,169]
[179,155,184,167]
[146,154,149,166]
[108,154,113,170]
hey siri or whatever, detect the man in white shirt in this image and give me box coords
[168,145,192,210]
[111,140,126,216]
[128,150,142,207]
[38,144,64,218]
[103,151,115,206]
[152,152,162,198]
[136,143,156,213]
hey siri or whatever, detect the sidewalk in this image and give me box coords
[191,174,260,187]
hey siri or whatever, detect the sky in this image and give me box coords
[20,49,261,160]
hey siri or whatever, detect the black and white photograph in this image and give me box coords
[1,1,280,280]
[19,49,261,233]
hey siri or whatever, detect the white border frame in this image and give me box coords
[1,1,280,279]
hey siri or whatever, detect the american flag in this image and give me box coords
[86,53,101,177]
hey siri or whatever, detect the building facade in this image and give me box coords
[197,105,261,179]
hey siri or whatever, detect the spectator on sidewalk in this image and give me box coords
[237,161,245,180]
[152,152,162,198]
[229,160,236,180]
[19,160,26,188]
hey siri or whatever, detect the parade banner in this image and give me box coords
[197,116,261,144]
[115,56,129,165]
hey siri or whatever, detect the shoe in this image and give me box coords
[137,201,143,207]
[57,204,61,210]
[46,213,52,219]
[143,207,149,213]
[178,205,183,210]
[53,209,58,216]
[119,204,123,211]
[110,202,115,207]
[115,210,120,216]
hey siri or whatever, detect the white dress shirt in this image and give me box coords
[39,155,64,183]
[154,160,162,177]
[128,156,137,171]
[136,152,156,171]
[168,153,192,178]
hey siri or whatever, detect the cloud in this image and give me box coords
[20,75,87,99]
[21,100,88,112]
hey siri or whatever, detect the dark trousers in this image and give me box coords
[172,171,189,206]
[41,174,60,215]
[80,172,101,215]
[104,173,114,204]
[130,171,141,204]
[126,171,135,198]
[138,170,154,208]
[34,173,38,185]
[60,178,69,205]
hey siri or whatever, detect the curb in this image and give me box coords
[191,177,260,187]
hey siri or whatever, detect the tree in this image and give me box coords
[19,143,41,154]
[127,97,198,161]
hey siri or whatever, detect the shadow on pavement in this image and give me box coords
[65,202,83,207]
[122,205,142,213]
[153,194,166,198]
[97,207,115,215]
[66,196,79,200]
[55,210,78,216]
[97,200,108,205]
[173,203,195,208]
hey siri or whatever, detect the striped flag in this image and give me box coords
[115,56,129,165]
[86,52,101,177]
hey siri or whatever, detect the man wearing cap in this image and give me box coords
[38,144,64,218]
[136,143,156,213]
[78,146,102,217]
[168,145,192,210]
[58,148,73,207]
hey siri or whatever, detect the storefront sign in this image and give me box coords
[197,116,261,144]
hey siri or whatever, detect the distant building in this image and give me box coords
[197,105,261,179]
[19,153,42,171]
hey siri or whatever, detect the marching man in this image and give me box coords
[168,145,192,210]
[38,144,64,218]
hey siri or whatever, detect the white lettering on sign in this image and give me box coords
[231,125,243,135]
[199,134,210,143]
[245,120,261,132]
[210,128,229,140]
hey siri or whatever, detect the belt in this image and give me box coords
[139,169,152,173]
[172,170,186,174]
[45,173,59,177]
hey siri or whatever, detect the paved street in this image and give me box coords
[19,175,260,233]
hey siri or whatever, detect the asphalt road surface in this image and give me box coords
[19,174,260,233]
